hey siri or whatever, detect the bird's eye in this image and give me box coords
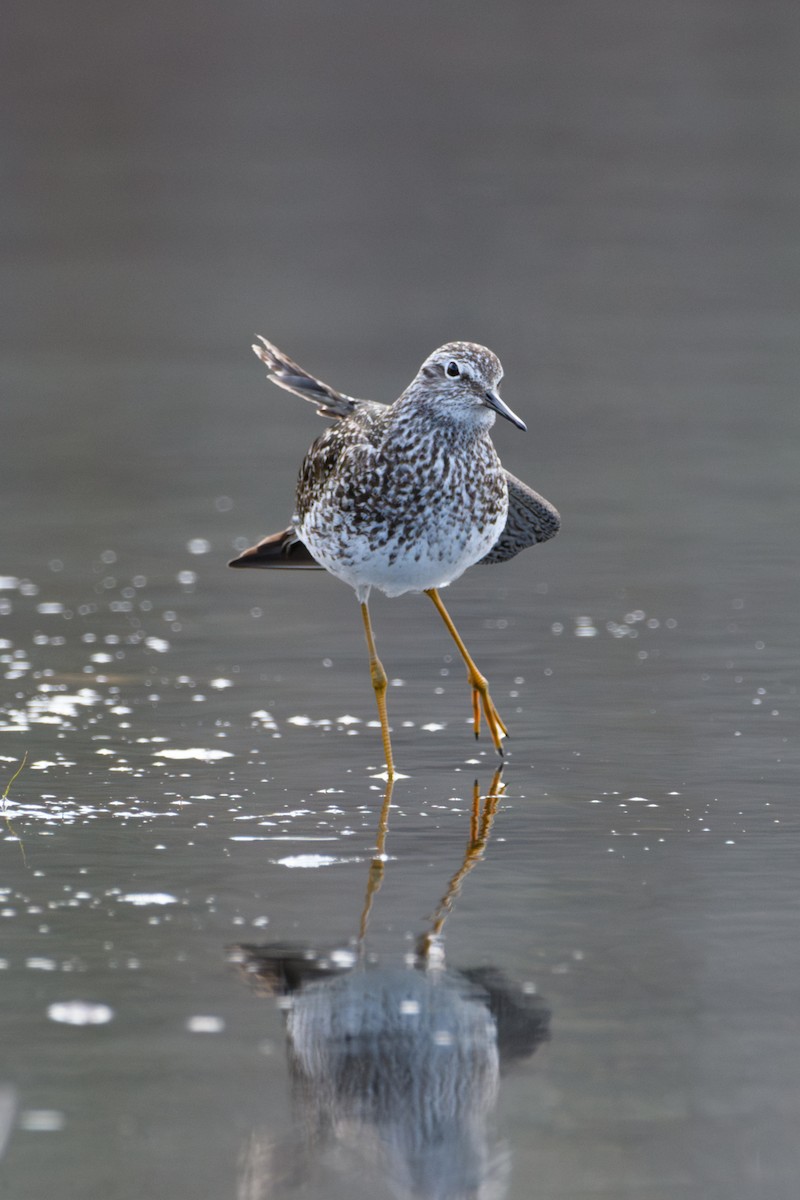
[445,360,461,378]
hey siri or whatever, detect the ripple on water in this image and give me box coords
[17,1110,65,1133]
[274,854,359,869]
[47,1001,114,1026]
[185,1015,225,1033]
[153,748,233,762]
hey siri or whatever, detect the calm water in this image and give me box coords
[3,2,800,1197]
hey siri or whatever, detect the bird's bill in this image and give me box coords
[484,390,527,431]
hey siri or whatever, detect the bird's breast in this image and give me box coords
[296,432,508,596]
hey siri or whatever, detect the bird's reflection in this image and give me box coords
[230,771,550,1200]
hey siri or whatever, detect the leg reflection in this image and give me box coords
[230,770,549,1200]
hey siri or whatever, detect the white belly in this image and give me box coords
[299,499,507,598]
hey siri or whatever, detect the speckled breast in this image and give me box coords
[295,425,509,597]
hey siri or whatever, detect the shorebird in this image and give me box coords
[229,338,560,777]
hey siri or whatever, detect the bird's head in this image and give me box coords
[411,342,527,432]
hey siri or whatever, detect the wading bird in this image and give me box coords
[230,338,560,777]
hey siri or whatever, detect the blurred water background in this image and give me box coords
[2,2,799,1197]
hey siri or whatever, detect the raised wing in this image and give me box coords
[479,472,561,565]
[252,337,381,420]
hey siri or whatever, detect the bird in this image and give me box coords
[229,337,560,778]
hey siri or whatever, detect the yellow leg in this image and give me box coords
[360,601,396,779]
[357,776,394,946]
[417,768,506,962]
[425,588,509,755]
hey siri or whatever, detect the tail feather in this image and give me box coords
[229,528,323,570]
[252,337,363,419]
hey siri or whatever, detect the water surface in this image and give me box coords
[2,2,799,1197]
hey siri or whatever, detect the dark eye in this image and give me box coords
[445,360,460,378]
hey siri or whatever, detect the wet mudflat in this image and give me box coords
[3,2,800,1198]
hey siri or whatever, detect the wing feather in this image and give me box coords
[479,472,561,564]
[252,337,381,420]
[228,528,323,570]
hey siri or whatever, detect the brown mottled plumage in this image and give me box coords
[230,338,560,776]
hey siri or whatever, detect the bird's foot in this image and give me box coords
[469,671,509,755]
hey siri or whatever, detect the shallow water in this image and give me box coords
[3,2,800,1197]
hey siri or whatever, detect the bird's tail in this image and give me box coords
[252,337,360,419]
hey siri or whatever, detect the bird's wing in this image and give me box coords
[252,337,382,420]
[479,471,561,565]
[229,528,324,570]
